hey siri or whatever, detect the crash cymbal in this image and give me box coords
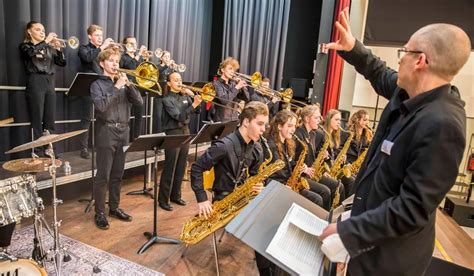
[5,129,88,154]
[0,117,14,126]
[3,158,63,173]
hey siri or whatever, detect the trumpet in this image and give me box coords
[53,36,80,49]
[142,48,166,59]
[169,60,186,73]
[178,83,241,112]
[116,61,162,95]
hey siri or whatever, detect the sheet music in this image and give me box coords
[266,203,328,275]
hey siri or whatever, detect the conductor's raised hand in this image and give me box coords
[323,8,356,52]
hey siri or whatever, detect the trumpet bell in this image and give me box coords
[154,48,163,58]
[66,36,80,49]
[250,72,262,86]
[281,88,293,103]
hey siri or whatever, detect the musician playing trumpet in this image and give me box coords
[90,47,143,230]
[19,21,66,157]
[158,72,202,211]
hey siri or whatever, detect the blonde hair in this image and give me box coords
[347,109,372,143]
[218,57,240,75]
[239,101,269,125]
[323,109,341,149]
[87,24,102,35]
[98,47,121,62]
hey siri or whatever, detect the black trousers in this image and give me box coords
[94,132,127,214]
[78,95,92,149]
[341,176,355,198]
[0,223,16,247]
[158,127,190,204]
[25,74,56,140]
[130,102,144,140]
[153,97,163,133]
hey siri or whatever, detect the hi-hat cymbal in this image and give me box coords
[0,117,14,126]
[5,129,88,154]
[3,158,63,173]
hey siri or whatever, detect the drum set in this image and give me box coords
[0,122,99,275]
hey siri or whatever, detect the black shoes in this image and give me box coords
[159,202,173,211]
[80,149,91,159]
[94,213,109,230]
[171,198,187,206]
[109,208,132,221]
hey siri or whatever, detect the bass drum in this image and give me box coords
[0,258,47,275]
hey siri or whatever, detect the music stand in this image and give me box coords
[66,73,100,213]
[190,120,239,160]
[126,133,194,254]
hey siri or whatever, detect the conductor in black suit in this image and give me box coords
[319,8,471,276]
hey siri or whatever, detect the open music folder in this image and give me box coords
[226,181,332,275]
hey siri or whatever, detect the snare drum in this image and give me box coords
[0,175,42,226]
[0,258,47,276]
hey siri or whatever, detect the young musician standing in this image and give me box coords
[191,101,267,218]
[90,47,143,230]
[19,21,66,155]
[77,24,113,159]
[211,57,249,122]
[158,72,202,211]
[119,36,147,140]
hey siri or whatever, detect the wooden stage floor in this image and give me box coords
[14,170,474,275]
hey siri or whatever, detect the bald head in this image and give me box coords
[411,24,471,79]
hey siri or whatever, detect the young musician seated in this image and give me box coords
[321,109,355,199]
[343,109,373,164]
[265,110,324,207]
[90,47,143,230]
[211,57,249,122]
[158,72,202,211]
[191,101,268,218]
[294,105,341,210]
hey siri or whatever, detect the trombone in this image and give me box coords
[178,83,242,112]
[53,36,80,49]
[116,61,162,95]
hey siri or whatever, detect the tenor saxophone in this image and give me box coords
[329,127,354,180]
[286,134,310,192]
[180,146,285,245]
[311,126,331,182]
[350,147,368,176]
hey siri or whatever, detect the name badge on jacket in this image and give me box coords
[183,100,188,105]
[381,140,394,155]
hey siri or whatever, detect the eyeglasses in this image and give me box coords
[397,48,428,63]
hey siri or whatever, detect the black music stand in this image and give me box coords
[66,73,100,213]
[191,120,239,160]
[126,133,194,254]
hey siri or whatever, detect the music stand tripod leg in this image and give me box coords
[137,147,180,254]
[78,104,96,213]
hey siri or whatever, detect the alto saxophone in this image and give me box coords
[312,126,331,182]
[180,146,285,245]
[350,147,368,176]
[329,127,354,180]
[287,134,310,192]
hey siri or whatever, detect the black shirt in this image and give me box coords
[78,42,102,74]
[161,91,200,131]
[19,41,66,75]
[191,130,263,202]
[211,77,250,122]
[119,53,143,70]
[90,76,144,124]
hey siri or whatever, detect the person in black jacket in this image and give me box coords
[191,101,268,218]
[265,109,324,207]
[295,104,342,210]
[342,109,373,164]
[19,21,66,155]
[211,57,249,122]
[90,47,143,230]
[158,72,202,211]
[77,24,113,159]
[250,77,279,120]
[119,36,147,140]
[319,8,470,275]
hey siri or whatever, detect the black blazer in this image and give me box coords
[336,41,466,275]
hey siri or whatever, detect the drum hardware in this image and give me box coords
[3,129,103,275]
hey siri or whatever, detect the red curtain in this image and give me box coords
[322,0,351,116]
